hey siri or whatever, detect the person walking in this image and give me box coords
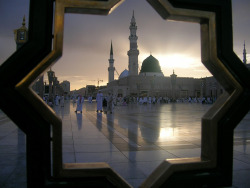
[73,95,76,103]
[55,95,59,106]
[102,97,107,114]
[88,96,92,103]
[75,95,84,113]
[60,95,64,107]
[96,90,103,113]
[106,92,113,114]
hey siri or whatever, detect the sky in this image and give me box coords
[0,0,249,90]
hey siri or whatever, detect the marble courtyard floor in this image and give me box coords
[0,101,250,187]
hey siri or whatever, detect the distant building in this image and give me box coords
[85,85,96,97]
[70,87,87,98]
[103,12,220,100]
[46,68,67,100]
[103,11,248,101]
[60,80,70,96]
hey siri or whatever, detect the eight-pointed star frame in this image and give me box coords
[1,0,250,187]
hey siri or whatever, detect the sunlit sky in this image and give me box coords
[0,0,249,90]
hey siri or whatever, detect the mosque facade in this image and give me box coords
[14,14,248,101]
[104,12,228,101]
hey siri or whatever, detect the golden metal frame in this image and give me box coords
[16,0,130,187]
[11,0,249,187]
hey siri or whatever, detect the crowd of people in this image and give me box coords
[91,95,215,106]
[43,95,65,107]
[96,90,114,114]
[72,91,215,114]
[71,90,114,114]
[44,90,215,115]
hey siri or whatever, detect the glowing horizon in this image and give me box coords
[0,0,249,91]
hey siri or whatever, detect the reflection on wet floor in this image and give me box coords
[0,101,249,188]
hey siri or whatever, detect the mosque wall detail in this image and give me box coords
[107,70,225,101]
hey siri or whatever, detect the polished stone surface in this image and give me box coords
[0,100,249,187]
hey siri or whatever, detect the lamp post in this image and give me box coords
[14,16,28,50]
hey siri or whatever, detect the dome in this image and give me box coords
[119,69,129,79]
[140,55,162,73]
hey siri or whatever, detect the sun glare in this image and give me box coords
[159,127,178,141]
[158,54,201,69]
[139,53,201,70]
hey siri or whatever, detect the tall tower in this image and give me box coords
[108,41,115,83]
[14,16,28,50]
[243,41,247,64]
[127,11,139,76]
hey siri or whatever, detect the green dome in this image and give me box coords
[140,55,162,73]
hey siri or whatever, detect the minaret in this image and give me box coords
[108,41,115,83]
[14,16,28,50]
[243,41,247,64]
[127,11,139,76]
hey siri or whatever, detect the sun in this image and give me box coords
[139,53,201,69]
[157,53,201,69]
[139,52,212,78]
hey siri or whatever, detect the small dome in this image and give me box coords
[119,69,129,79]
[140,55,162,73]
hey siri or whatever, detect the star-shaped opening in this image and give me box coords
[1,0,250,187]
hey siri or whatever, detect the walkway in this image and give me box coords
[0,100,249,187]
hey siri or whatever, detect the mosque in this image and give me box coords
[14,14,248,101]
[103,12,227,100]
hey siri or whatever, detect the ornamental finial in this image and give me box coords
[22,15,26,26]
